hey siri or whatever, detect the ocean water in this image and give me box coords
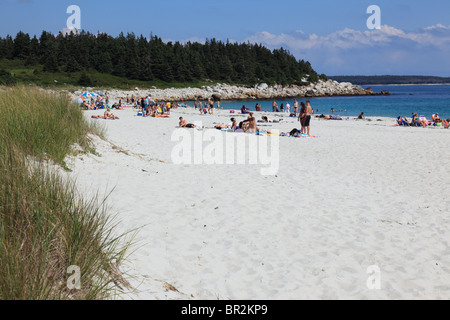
[193,85,450,119]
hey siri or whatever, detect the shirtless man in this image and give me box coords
[272,100,278,112]
[246,116,259,133]
[304,101,312,136]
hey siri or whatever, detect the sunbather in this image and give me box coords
[432,113,442,125]
[215,118,237,131]
[152,110,170,118]
[104,109,119,119]
[260,116,274,123]
[179,117,195,128]
[397,116,409,126]
[444,118,450,129]
[411,113,427,127]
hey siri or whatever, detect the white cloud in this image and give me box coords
[244,24,450,75]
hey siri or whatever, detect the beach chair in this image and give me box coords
[397,117,409,126]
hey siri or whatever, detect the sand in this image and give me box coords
[62,106,450,300]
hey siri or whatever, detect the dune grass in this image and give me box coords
[0,86,133,300]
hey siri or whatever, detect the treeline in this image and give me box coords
[329,75,450,85]
[0,31,325,86]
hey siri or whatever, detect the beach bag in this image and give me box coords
[290,128,302,137]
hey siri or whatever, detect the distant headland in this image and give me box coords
[328,75,450,86]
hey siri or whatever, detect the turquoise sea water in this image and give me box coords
[191,85,450,119]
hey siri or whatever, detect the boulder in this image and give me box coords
[258,83,269,90]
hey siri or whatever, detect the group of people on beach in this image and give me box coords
[81,94,110,110]
[81,92,190,119]
[178,112,259,133]
[397,113,450,128]
[178,100,314,136]
[194,97,220,115]
[137,94,175,117]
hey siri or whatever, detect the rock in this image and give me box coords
[258,83,269,90]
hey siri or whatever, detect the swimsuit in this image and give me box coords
[304,115,311,127]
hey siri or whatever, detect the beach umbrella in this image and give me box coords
[76,97,84,104]
[80,92,98,98]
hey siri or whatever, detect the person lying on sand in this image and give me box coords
[151,110,170,118]
[91,114,119,120]
[316,114,342,120]
[179,117,196,128]
[259,116,277,123]
[215,118,237,131]
[92,110,119,120]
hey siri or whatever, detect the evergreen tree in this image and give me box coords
[2,36,14,60]
[97,52,113,74]
[65,55,82,73]
[13,31,31,59]
[43,53,59,73]
[77,72,94,86]
[2,30,323,85]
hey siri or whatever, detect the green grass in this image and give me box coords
[0,85,134,300]
[0,86,98,167]
[0,58,222,91]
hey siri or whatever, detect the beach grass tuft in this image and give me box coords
[0,86,133,300]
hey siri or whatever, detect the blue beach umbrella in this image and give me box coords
[80,92,98,98]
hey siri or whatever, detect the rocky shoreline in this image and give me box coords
[71,80,389,103]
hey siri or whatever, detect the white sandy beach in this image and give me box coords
[62,106,450,300]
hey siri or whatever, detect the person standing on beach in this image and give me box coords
[272,100,279,112]
[293,99,299,116]
[298,102,306,133]
[304,101,312,136]
[208,97,214,115]
[286,102,290,114]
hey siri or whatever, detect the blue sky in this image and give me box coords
[1,0,450,76]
